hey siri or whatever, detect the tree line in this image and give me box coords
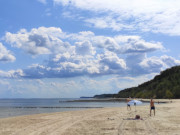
[94,66,180,99]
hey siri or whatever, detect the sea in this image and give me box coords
[0,98,148,118]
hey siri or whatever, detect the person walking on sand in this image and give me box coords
[127,97,131,110]
[150,98,155,116]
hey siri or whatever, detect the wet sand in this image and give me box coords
[0,99,179,135]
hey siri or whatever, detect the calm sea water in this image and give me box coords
[0,98,147,118]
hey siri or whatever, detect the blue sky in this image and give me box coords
[0,0,180,98]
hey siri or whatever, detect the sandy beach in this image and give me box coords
[0,99,179,135]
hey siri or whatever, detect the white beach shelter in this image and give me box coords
[128,100,142,111]
[128,100,142,105]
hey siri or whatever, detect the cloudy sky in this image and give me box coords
[0,0,180,98]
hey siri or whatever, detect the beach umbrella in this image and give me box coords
[128,100,142,105]
[128,100,142,111]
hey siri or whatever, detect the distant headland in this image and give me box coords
[94,65,180,99]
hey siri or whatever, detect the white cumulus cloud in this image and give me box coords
[0,69,24,78]
[0,43,16,62]
[2,27,179,79]
[75,41,96,56]
[4,27,68,55]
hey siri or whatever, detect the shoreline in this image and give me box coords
[0,99,170,119]
[0,99,179,135]
[14,106,103,108]
[67,98,171,103]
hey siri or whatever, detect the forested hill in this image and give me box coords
[94,66,180,99]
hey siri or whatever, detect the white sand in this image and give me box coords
[0,99,179,135]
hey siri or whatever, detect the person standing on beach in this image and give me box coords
[127,97,131,110]
[150,98,155,116]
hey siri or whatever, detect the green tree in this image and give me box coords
[165,90,173,99]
